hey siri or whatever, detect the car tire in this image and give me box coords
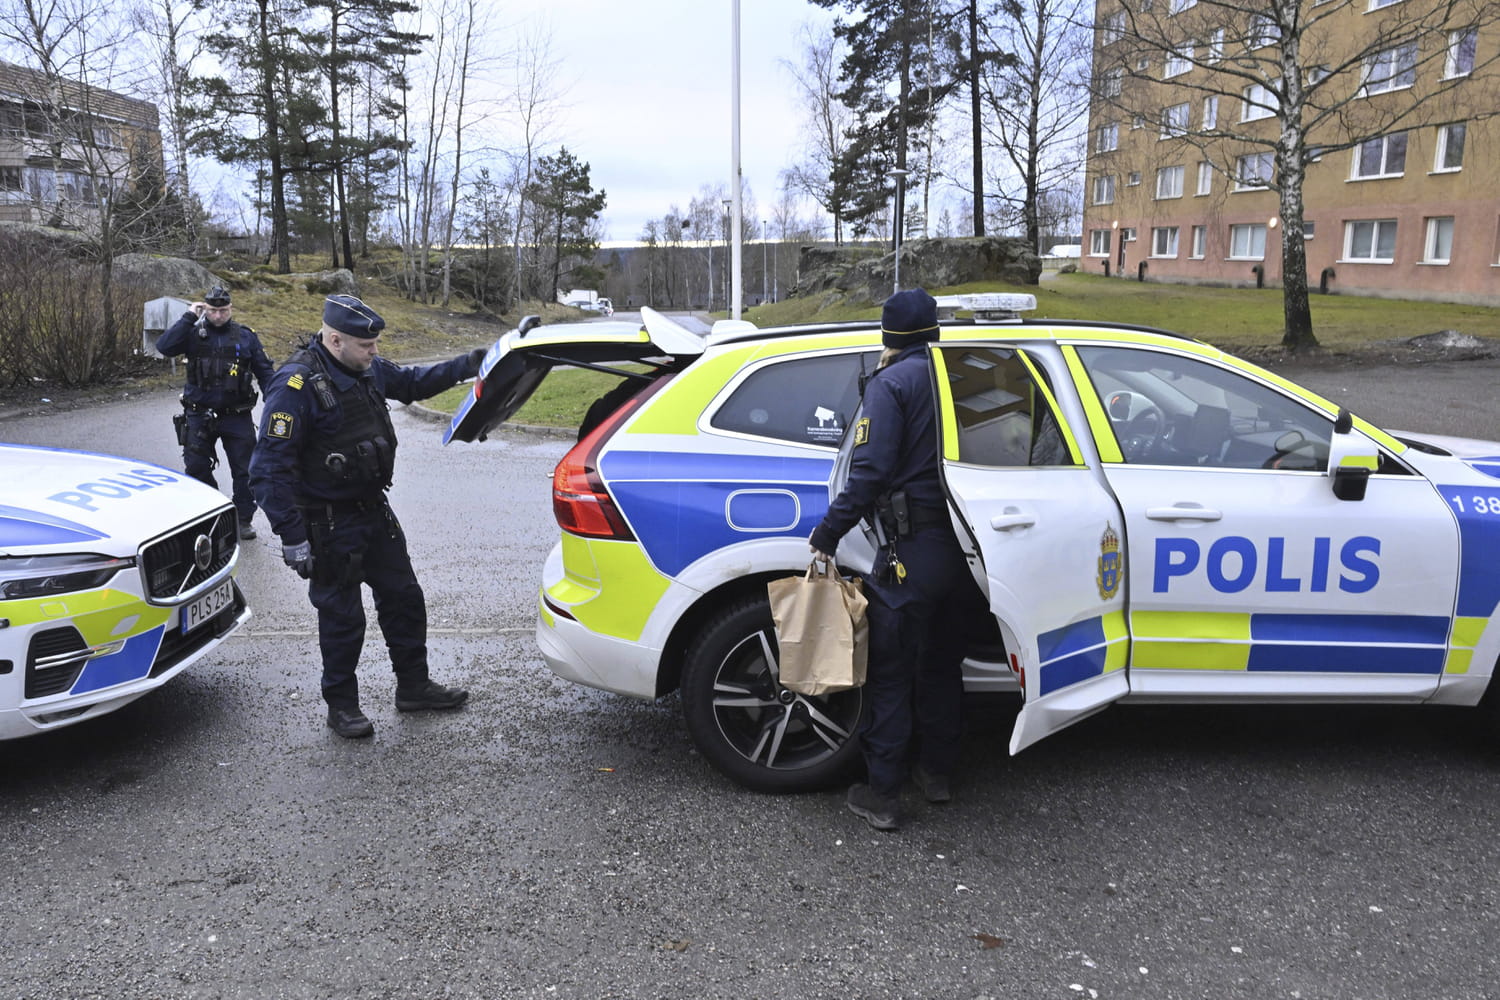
[681,595,866,793]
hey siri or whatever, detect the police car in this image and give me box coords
[0,444,250,739]
[447,298,1500,792]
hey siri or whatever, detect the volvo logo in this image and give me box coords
[193,533,213,573]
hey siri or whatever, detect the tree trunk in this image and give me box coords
[969,0,984,236]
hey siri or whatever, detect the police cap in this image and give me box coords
[204,285,232,307]
[323,294,385,339]
[881,288,939,349]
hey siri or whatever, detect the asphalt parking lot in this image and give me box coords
[4,353,1500,999]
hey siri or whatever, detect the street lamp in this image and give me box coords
[722,198,732,313]
[888,167,911,294]
[761,220,768,305]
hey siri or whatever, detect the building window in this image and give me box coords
[0,165,20,191]
[1304,221,1316,239]
[1344,219,1397,262]
[1208,28,1224,63]
[1127,171,1142,186]
[1368,0,1404,8]
[1093,175,1116,205]
[1191,225,1206,258]
[1446,28,1477,78]
[1121,227,1137,242]
[1161,102,1189,137]
[1352,132,1407,179]
[1197,161,1213,195]
[1241,81,1276,122]
[1096,122,1118,152]
[1156,165,1185,199]
[1103,67,1123,97]
[1230,223,1268,259]
[1170,0,1197,12]
[1100,10,1126,44]
[1435,123,1466,172]
[1165,47,1192,77]
[1132,114,1145,130]
[1307,145,1327,162]
[1090,229,1113,255]
[1202,96,1218,129]
[1363,43,1416,95]
[1152,227,1180,257]
[1235,152,1274,189]
[1424,217,1454,264]
[1248,14,1277,48]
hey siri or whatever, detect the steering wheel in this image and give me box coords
[1121,404,1166,458]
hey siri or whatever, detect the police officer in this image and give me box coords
[249,294,486,739]
[157,285,275,540]
[809,288,988,831]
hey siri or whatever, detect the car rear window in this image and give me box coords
[711,350,882,447]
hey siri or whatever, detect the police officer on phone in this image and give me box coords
[809,288,988,832]
[156,284,275,540]
[249,294,486,739]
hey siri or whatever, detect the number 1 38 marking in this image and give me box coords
[1449,494,1500,515]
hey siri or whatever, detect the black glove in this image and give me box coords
[466,347,487,377]
[282,540,314,579]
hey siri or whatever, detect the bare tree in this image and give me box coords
[504,19,563,305]
[782,21,855,244]
[128,0,209,245]
[1099,0,1500,349]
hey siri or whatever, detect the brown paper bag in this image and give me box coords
[768,560,869,696]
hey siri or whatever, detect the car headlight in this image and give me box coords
[0,554,134,600]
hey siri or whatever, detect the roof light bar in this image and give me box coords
[933,293,1038,322]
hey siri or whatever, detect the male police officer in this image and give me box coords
[249,294,485,739]
[157,285,275,540]
[810,288,988,831]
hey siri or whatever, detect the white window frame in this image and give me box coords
[1235,152,1274,190]
[1090,229,1113,256]
[1208,28,1224,63]
[1352,132,1407,179]
[1161,102,1190,137]
[1101,10,1126,45]
[1445,28,1477,79]
[1434,122,1466,172]
[1229,223,1268,260]
[1127,171,1142,186]
[1170,0,1197,12]
[1121,227,1137,242]
[1202,96,1218,130]
[1343,219,1398,262]
[1165,48,1192,78]
[1423,217,1454,264]
[1103,67,1123,97]
[1093,174,1116,205]
[1152,226,1180,258]
[1191,225,1206,258]
[1196,161,1213,195]
[1248,14,1277,49]
[1155,165,1185,199]
[1241,82,1276,122]
[1363,43,1417,96]
[1096,122,1119,152]
[1368,0,1404,8]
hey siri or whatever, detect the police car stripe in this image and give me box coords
[1035,612,1129,695]
[600,450,833,483]
[554,535,669,642]
[1062,347,1124,464]
[931,349,960,461]
[0,503,110,547]
[69,627,164,694]
[1130,611,1452,673]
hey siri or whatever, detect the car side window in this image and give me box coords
[711,350,882,447]
[1076,345,1333,469]
[944,346,1076,467]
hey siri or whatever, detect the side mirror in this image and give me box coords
[1326,407,1377,502]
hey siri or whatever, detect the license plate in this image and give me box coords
[181,579,235,635]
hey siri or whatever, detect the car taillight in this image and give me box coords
[551,376,670,540]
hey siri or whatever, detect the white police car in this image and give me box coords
[0,444,250,739]
[448,299,1500,792]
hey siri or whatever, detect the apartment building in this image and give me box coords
[0,60,163,230]
[1082,0,1500,305]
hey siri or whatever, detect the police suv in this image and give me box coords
[447,298,1500,793]
[0,444,250,738]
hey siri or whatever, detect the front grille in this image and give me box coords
[151,581,246,677]
[140,508,238,601]
[26,626,89,698]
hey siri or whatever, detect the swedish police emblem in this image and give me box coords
[1097,525,1122,599]
[268,411,295,439]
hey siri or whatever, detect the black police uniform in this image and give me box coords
[157,299,275,529]
[248,320,481,723]
[810,291,988,819]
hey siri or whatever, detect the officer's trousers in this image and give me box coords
[305,502,429,708]
[182,409,258,522]
[860,527,989,798]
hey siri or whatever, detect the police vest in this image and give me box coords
[288,344,398,496]
[186,325,257,405]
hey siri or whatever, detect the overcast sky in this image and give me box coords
[502,0,837,242]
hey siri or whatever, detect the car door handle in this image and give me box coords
[1145,504,1223,522]
[990,510,1036,531]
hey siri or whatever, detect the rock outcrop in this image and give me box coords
[792,236,1042,304]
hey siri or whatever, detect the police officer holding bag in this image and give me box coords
[157,284,275,540]
[809,288,988,832]
[249,294,486,739]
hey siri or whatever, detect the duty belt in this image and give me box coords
[298,496,388,519]
[906,505,951,532]
[184,402,255,416]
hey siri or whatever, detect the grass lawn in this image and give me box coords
[423,274,1500,429]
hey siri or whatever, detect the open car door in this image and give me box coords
[444,307,706,444]
[930,342,1131,753]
